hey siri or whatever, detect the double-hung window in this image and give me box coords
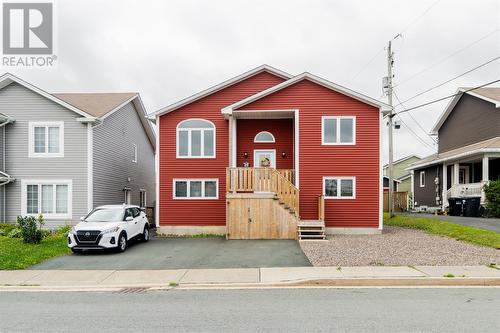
[22,180,72,219]
[420,171,425,187]
[173,179,218,199]
[322,116,355,145]
[323,176,356,199]
[177,119,215,158]
[29,121,64,157]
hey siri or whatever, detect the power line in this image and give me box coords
[349,0,441,84]
[396,55,500,105]
[395,114,436,150]
[398,0,441,35]
[395,28,500,87]
[395,79,500,116]
[394,91,437,143]
[348,47,385,82]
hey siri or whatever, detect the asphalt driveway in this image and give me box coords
[411,213,500,233]
[30,237,311,270]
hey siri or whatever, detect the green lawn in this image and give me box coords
[0,224,70,270]
[384,214,500,249]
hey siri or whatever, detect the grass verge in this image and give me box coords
[0,225,70,270]
[384,213,500,249]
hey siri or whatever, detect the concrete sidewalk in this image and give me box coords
[1,265,499,290]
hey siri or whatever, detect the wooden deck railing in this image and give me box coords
[226,167,299,216]
[318,195,325,221]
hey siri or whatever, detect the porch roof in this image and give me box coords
[407,136,500,170]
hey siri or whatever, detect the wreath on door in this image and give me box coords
[261,157,271,167]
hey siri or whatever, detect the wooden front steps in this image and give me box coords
[297,220,326,240]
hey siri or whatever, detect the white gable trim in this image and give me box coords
[0,73,96,119]
[222,72,390,116]
[431,88,500,135]
[150,65,292,118]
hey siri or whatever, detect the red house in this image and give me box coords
[152,65,387,239]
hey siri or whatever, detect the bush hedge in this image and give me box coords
[483,180,500,218]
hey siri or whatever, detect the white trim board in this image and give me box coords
[151,65,292,117]
[431,88,500,135]
[222,72,390,116]
[0,73,95,119]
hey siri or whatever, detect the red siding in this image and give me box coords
[240,79,380,228]
[236,119,294,169]
[158,71,286,226]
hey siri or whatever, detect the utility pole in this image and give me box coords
[386,40,395,218]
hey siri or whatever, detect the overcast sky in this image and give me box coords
[4,0,500,162]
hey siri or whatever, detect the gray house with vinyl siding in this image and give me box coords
[0,73,155,227]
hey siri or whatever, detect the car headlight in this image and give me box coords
[102,226,120,234]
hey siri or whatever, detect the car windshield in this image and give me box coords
[84,208,124,222]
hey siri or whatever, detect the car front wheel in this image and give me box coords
[142,225,150,242]
[117,233,127,252]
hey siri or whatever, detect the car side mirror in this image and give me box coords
[80,216,85,221]
[125,216,134,222]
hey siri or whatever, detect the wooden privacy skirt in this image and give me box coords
[226,192,298,239]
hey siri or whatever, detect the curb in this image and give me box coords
[1,277,499,292]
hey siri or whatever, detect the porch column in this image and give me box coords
[453,163,459,186]
[482,155,489,182]
[442,163,447,210]
[228,115,236,168]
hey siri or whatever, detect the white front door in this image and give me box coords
[254,150,276,168]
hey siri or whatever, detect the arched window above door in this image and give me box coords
[254,131,275,143]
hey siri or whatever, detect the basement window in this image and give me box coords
[173,179,218,199]
[323,176,356,199]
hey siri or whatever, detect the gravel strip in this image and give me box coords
[300,226,500,266]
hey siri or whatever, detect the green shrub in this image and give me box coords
[483,180,500,217]
[0,223,16,236]
[8,228,21,238]
[16,214,45,244]
[57,224,72,235]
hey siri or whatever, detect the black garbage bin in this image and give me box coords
[463,197,481,217]
[448,197,463,216]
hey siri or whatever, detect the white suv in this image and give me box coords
[68,205,150,253]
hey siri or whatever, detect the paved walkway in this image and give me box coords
[411,213,500,232]
[1,266,499,288]
[31,237,311,270]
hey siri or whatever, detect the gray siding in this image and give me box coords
[413,165,442,207]
[92,102,155,209]
[438,94,500,153]
[0,126,3,220]
[0,83,88,225]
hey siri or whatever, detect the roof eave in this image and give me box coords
[0,72,96,119]
[222,72,389,116]
[151,65,293,118]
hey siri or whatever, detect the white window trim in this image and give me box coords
[140,190,147,208]
[173,178,219,200]
[420,171,426,187]
[323,176,356,199]
[124,188,131,204]
[254,131,275,143]
[20,179,73,220]
[28,121,64,158]
[321,116,356,146]
[176,119,216,158]
[132,144,138,163]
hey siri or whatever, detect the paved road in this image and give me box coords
[31,237,311,270]
[412,213,500,232]
[1,288,499,332]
